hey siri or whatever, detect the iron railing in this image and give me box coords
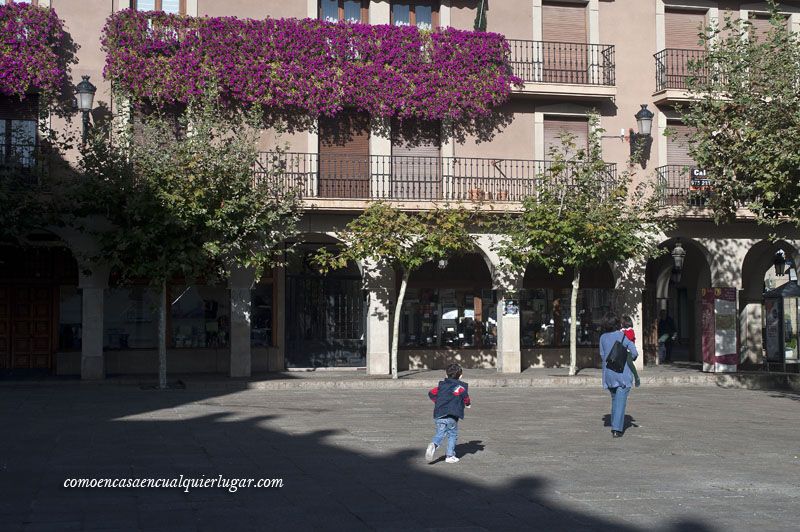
[254,152,617,202]
[655,165,710,207]
[654,48,707,91]
[508,40,615,86]
[0,144,48,187]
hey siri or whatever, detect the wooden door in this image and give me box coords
[11,286,52,369]
[319,111,371,199]
[542,2,587,83]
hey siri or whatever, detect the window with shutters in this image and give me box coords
[391,118,441,200]
[0,95,38,171]
[749,13,789,42]
[320,0,369,23]
[658,9,708,91]
[666,122,696,168]
[543,116,589,159]
[541,2,588,83]
[318,111,371,198]
[131,1,184,14]
[391,2,439,30]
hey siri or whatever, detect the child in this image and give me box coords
[620,315,641,387]
[425,363,471,464]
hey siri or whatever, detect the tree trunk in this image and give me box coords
[390,270,410,380]
[568,269,580,376]
[158,278,167,389]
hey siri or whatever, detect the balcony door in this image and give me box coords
[541,2,587,84]
[318,111,370,199]
[544,116,589,159]
[391,119,441,200]
[662,9,707,90]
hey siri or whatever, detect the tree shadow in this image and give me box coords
[0,384,718,531]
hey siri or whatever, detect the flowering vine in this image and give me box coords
[0,3,68,98]
[102,10,522,120]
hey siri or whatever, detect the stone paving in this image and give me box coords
[1,383,799,531]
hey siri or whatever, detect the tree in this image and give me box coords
[495,114,664,375]
[74,95,301,388]
[313,203,476,379]
[681,0,800,227]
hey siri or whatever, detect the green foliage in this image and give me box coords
[497,114,665,278]
[313,203,476,277]
[682,0,800,226]
[72,93,301,285]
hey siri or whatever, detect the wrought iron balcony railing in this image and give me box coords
[255,152,617,203]
[655,164,710,208]
[654,48,707,92]
[508,40,615,86]
[0,144,49,187]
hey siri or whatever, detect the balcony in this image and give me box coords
[255,152,617,210]
[508,40,616,100]
[0,144,48,187]
[655,165,710,210]
[654,49,707,104]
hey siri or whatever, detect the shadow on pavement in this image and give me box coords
[0,385,718,531]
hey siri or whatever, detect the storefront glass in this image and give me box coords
[170,285,230,348]
[251,282,273,348]
[519,288,612,347]
[400,288,497,348]
[104,287,158,349]
[58,286,82,351]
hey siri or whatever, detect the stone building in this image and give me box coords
[2,0,798,378]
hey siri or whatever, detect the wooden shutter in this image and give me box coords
[319,111,370,198]
[667,122,695,167]
[391,119,441,200]
[750,14,788,42]
[544,117,589,157]
[665,9,706,50]
[542,2,587,43]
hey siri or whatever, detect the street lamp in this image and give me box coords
[774,249,787,276]
[437,258,448,270]
[634,104,654,137]
[75,75,96,142]
[670,240,686,283]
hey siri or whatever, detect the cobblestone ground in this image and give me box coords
[1,384,799,531]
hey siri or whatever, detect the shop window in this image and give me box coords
[58,286,82,351]
[170,285,229,348]
[132,0,184,14]
[392,1,439,30]
[321,0,368,23]
[400,288,496,348]
[104,287,159,349]
[251,282,273,348]
[519,288,613,348]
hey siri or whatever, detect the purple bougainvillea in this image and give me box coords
[0,3,67,97]
[102,10,522,120]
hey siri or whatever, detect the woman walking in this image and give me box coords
[599,312,639,438]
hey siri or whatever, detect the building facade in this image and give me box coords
[2,0,798,378]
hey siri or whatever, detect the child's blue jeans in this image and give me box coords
[432,416,459,457]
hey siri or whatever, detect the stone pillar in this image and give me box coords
[364,263,394,375]
[496,288,522,373]
[79,266,109,380]
[229,267,256,377]
[271,265,286,372]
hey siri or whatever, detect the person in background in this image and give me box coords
[658,309,677,363]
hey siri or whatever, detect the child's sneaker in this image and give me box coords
[445,456,459,464]
[425,443,437,461]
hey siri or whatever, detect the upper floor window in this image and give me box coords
[392,1,439,30]
[0,95,38,170]
[749,12,790,42]
[320,0,368,23]
[131,0,184,14]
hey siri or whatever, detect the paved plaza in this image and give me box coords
[1,383,799,531]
